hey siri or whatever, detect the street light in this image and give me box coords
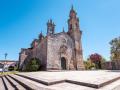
[3,53,8,72]
[5,53,8,60]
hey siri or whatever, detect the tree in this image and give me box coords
[110,37,120,61]
[84,59,95,70]
[89,53,102,69]
[25,58,40,72]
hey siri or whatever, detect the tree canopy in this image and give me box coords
[89,53,104,69]
[84,60,95,70]
[110,37,120,60]
[89,53,102,62]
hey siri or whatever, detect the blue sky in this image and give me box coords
[0,0,120,60]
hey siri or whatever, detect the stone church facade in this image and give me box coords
[19,6,85,71]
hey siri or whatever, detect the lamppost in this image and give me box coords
[5,53,8,60]
[3,53,8,72]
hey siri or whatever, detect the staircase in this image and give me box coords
[0,74,52,90]
[1,71,120,90]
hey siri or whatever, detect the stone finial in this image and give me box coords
[47,19,55,35]
[50,19,52,23]
[69,5,77,18]
[71,5,74,10]
[39,30,44,39]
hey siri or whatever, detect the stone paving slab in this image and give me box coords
[0,77,5,90]
[9,74,53,90]
[16,73,66,85]
[17,70,120,89]
[6,76,26,90]
[9,74,97,90]
[49,82,95,90]
[99,79,120,90]
[2,76,14,90]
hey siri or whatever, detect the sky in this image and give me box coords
[0,0,120,61]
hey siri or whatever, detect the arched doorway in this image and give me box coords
[61,57,67,70]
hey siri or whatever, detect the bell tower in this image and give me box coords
[68,6,85,70]
[68,6,80,32]
[47,19,55,35]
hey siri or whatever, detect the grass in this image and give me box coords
[0,71,19,76]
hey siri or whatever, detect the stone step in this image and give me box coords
[0,77,6,90]
[5,75,26,90]
[16,73,65,86]
[2,76,15,90]
[16,71,120,89]
[9,74,52,90]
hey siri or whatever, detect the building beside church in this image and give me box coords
[0,60,17,71]
[19,6,85,71]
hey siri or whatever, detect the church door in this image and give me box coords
[61,57,66,70]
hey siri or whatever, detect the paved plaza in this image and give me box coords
[0,70,120,90]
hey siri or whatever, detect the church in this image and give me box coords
[18,6,85,71]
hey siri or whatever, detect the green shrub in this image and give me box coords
[84,60,95,70]
[8,66,14,71]
[25,58,40,72]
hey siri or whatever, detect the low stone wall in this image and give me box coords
[103,60,120,70]
[102,62,112,70]
[112,60,120,70]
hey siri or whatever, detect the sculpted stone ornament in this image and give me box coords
[60,45,68,54]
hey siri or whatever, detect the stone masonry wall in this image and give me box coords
[47,32,75,70]
[30,38,48,70]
